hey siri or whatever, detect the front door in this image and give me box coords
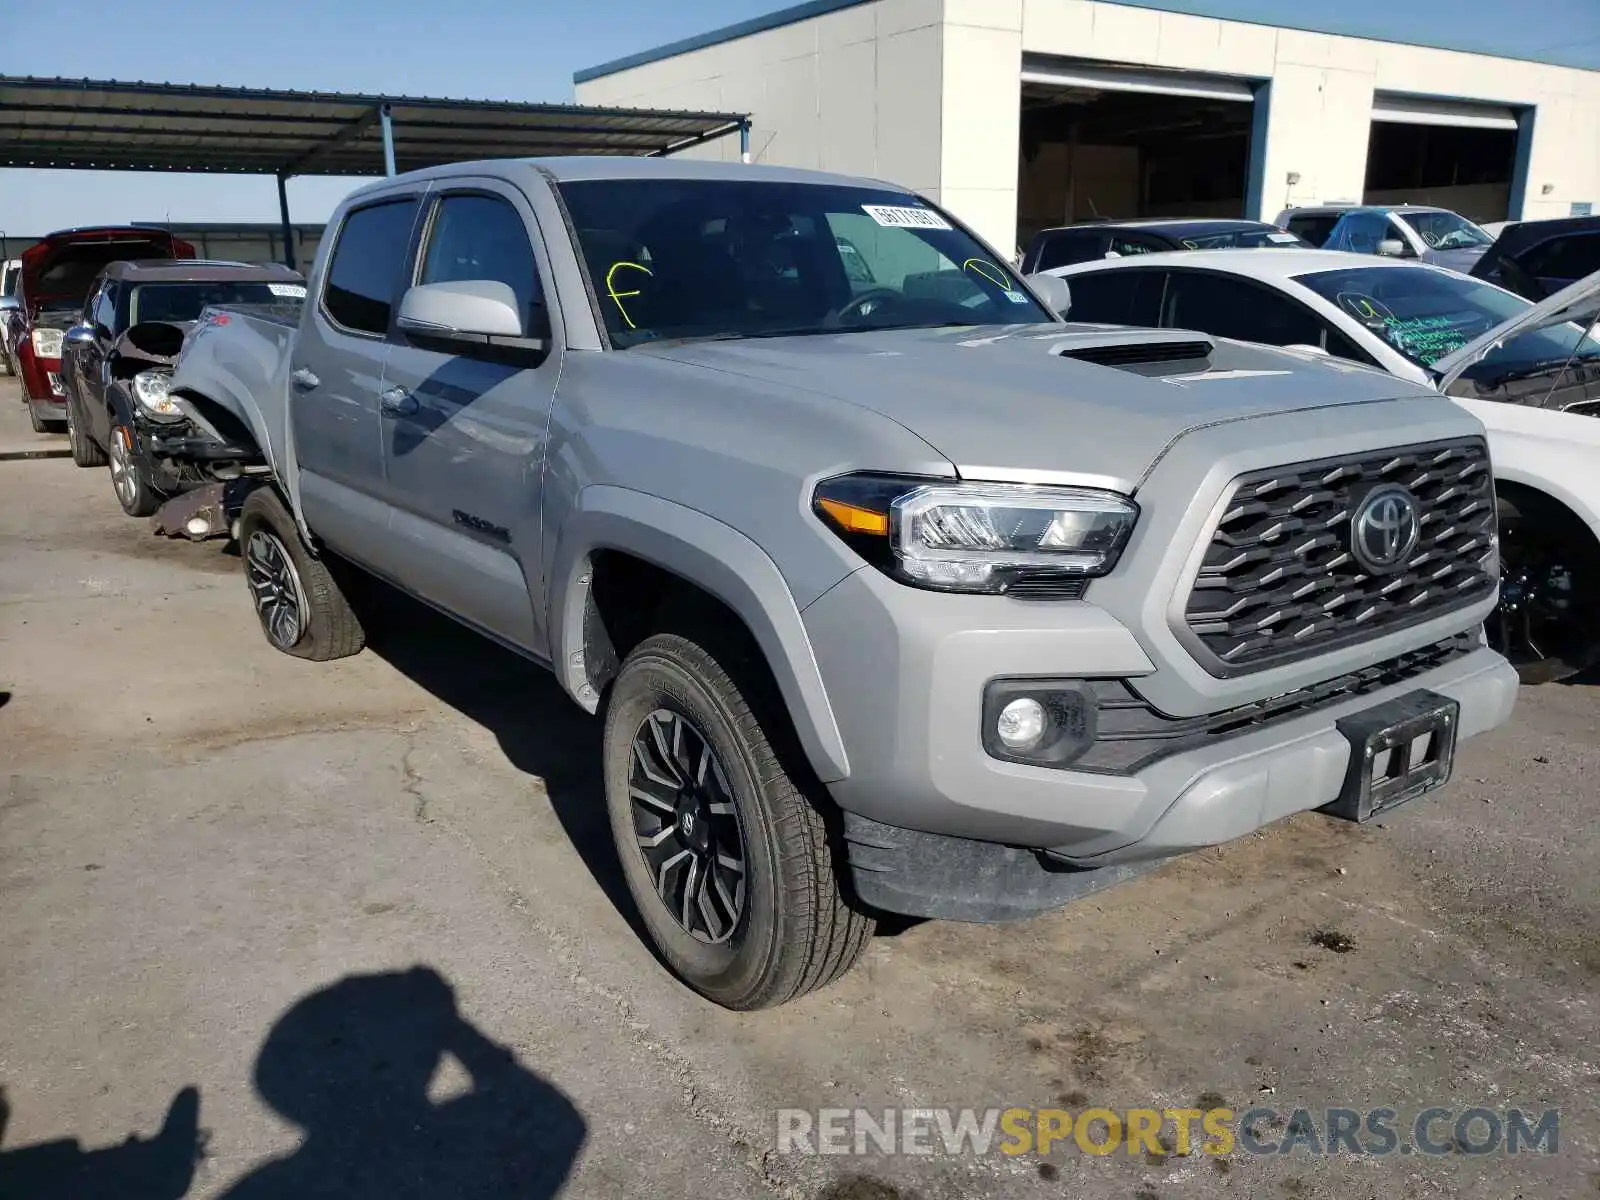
[375,182,562,655]
[291,193,425,568]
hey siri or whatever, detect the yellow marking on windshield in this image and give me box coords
[606,261,653,330]
[961,258,1010,291]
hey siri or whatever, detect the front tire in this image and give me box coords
[237,488,365,661]
[27,402,59,434]
[603,632,871,1009]
[107,425,161,516]
[66,394,106,467]
[1490,492,1600,684]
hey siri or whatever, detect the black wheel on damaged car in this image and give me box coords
[1489,492,1600,684]
[603,631,872,1009]
[237,488,365,661]
[65,393,106,467]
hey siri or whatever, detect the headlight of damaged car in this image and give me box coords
[813,473,1137,596]
[31,327,64,358]
[132,370,185,422]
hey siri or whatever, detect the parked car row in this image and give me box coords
[43,157,1527,1009]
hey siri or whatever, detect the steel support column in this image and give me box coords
[276,172,296,272]
[380,104,396,176]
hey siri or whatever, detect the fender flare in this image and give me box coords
[549,485,851,783]
[1493,457,1600,545]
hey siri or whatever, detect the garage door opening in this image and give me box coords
[1017,59,1260,253]
[1364,94,1523,223]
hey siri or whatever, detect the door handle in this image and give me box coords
[290,367,320,391]
[379,386,418,417]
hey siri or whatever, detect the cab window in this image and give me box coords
[418,193,545,336]
[1162,271,1325,346]
[322,198,421,336]
[1063,269,1163,326]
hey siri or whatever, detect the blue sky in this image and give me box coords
[2,0,1596,237]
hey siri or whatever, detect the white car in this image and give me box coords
[1038,248,1600,682]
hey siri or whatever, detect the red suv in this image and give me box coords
[16,227,193,431]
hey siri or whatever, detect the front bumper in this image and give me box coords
[806,566,1516,866]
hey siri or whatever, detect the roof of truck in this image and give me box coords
[342,155,909,202]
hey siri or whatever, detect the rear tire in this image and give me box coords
[27,403,55,434]
[66,395,106,467]
[603,631,871,1009]
[237,488,365,661]
[1490,491,1600,684]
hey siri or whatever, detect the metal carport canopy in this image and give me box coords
[0,75,750,268]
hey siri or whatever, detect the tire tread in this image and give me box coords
[630,630,871,1009]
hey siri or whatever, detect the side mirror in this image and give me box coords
[65,323,98,348]
[1025,272,1072,317]
[1376,238,1408,258]
[397,280,549,366]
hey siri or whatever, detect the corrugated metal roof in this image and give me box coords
[0,76,747,176]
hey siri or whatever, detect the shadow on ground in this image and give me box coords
[353,576,655,946]
[0,967,586,1199]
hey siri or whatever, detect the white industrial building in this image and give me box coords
[575,0,1600,256]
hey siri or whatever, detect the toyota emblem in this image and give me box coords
[1350,484,1421,574]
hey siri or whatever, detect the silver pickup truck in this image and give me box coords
[166,157,1517,1009]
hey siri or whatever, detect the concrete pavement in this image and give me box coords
[1,386,1597,1198]
[0,376,68,461]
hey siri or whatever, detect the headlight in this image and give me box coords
[813,473,1138,596]
[31,327,64,358]
[132,370,184,421]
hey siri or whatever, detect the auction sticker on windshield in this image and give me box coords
[862,205,952,231]
[267,283,307,298]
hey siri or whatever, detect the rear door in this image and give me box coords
[292,191,426,566]
[372,180,561,653]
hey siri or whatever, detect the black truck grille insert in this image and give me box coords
[1182,438,1496,675]
[1077,633,1479,775]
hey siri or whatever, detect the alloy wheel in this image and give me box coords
[628,708,748,945]
[108,431,139,510]
[1491,523,1590,674]
[244,530,308,650]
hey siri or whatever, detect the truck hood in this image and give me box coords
[1432,267,1600,388]
[637,324,1437,492]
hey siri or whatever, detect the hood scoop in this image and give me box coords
[1050,329,1215,376]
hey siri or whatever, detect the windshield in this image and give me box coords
[127,281,300,326]
[555,179,1053,347]
[1173,226,1309,250]
[1294,266,1543,367]
[1399,211,1494,251]
[1,264,18,298]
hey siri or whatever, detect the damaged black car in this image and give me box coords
[58,260,305,525]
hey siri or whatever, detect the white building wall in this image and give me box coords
[580,0,1600,256]
[576,0,947,195]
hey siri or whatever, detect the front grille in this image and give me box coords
[1181,438,1495,676]
[1076,632,1479,775]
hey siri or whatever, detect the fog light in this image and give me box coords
[997,697,1047,751]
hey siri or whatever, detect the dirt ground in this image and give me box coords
[2,377,1596,1199]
